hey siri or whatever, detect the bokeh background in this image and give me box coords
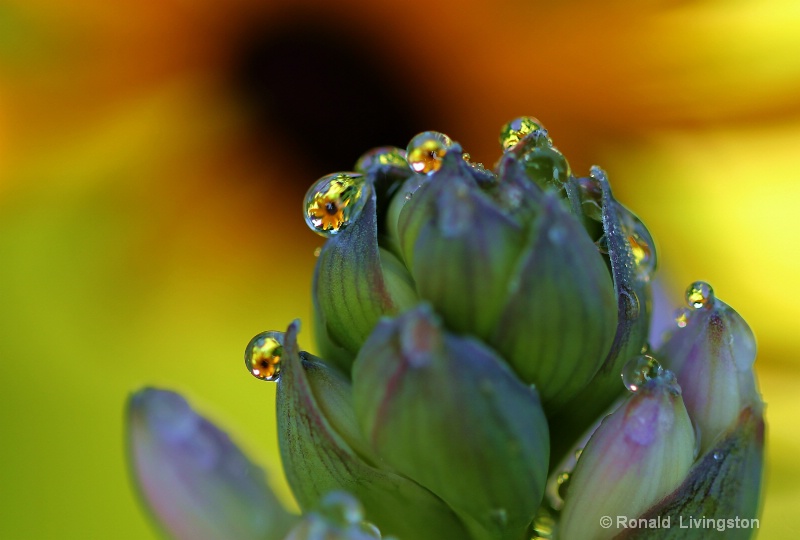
[1,0,799,538]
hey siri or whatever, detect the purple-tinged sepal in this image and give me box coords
[127,388,297,540]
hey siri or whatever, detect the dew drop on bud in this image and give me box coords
[304,172,367,237]
[556,471,571,501]
[318,491,364,527]
[674,307,692,328]
[532,507,556,539]
[713,450,724,461]
[357,521,382,539]
[355,146,409,173]
[685,281,715,309]
[244,331,285,381]
[576,176,603,222]
[619,285,641,320]
[621,354,663,392]
[499,116,545,152]
[406,131,453,174]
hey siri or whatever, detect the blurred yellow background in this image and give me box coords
[1,0,799,538]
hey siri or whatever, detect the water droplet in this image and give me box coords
[488,508,508,527]
[532,507,556,539]
[556,471,571,501]
[621,354,663,392]
[318,491,364,526]
[576,176,603,221]
[355,146,409,173]
[686,281,715,309]
[313,246,322,258]
[521,146,570,191]
[406,131,453,174]
[462,152,471,162]
[674,307,692,328]
[595,234,608,254]
[713,450,724,461]
[574,447,583,461]
[358,521,382,539]
[304,173,368,237]
[620,210,657,279]
[404,192,412,201]
[244,331,284,381]
[499,116,546,152]
[619,286,641,320]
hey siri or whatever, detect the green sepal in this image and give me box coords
[276,321,469,540]
[614,406,764,540]
[313,188,417,372]
[398,152,526,339]
[352,305,550,540]
[490,192,618,408]
[547,167,653,461]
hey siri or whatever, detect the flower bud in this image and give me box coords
[313,187,418,371]
[558,371,695,540]
[658,283,761,455]
[396,151,527,339]
[617,406,764,540]
[490,192,618,407]
[276,321,469,540]
[352,305,549,540]
[127,388,296,540]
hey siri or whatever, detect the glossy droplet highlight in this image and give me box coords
[686,281,715,309]
[521,146,570,191]
[499,116,545,151]
[304,172,367,237]
[556,471,571,501]
[318,491,364,526]
[244,331,284,381]
[674,307,692,328]
[532,507,556,539]
[621,354,663,392]
[406,131,453,174]
[357,522,382,539]
[355,146,409,173]
[621,209,657,279]
[713,451,724,461]
[576,176,603,221]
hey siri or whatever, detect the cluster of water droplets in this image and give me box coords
[315,491,392,539]
[244,330,285,381]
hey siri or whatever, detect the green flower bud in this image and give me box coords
[658,282,761,455]
[558,370,695,540]
[490,192,618,407]
[313,186,418,371]
[397,151,527,339]
[616,406,764,540]
[276,321,469,540]
[352,305,549,540]
[127,388,297,540]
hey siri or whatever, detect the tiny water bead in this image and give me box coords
[244,331,285,381]
[674,307,692,328]
[520,146,570,191]
[575,176,603,221]
[556,471,571,501]
[304,172,368,237]
[406,131,453,174]
[354,146,409,174]
[621,354,663,392]
[318,491,364,527]
[621,210,657,278]
[499,116,545,152]
[686,281,715,309]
